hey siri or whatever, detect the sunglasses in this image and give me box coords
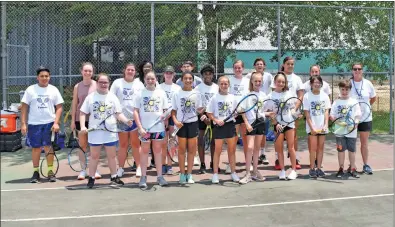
[353,68,362,71]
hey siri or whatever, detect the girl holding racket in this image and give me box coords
[80,73,131,188]
[171,72,203,184]
[70,62,102,180]
[266,72,298,180]
[206,76,240,184]
[134,71,170,188]
[195,64,218,174]
[349,63,376,175]
[302,75,331,178]
[159,66,181,175]
[228,60,250,173]
[240,72,275,184]
[272,57,304,170]
[110,63,144,178]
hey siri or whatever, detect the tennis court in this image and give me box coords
[1,135,393,227]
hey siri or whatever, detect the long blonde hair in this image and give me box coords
[249,72,263,92]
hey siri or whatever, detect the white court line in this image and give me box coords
[1,168,393,192]
[1,193,393,222]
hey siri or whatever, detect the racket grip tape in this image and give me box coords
[171,128,180,137]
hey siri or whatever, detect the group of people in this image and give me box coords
[20,58,376,188]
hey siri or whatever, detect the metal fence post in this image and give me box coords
[1,2,7,110]
[59,68,65,132]
[151,3,155,66]
[276,6,281,71]
[389,10,394,134]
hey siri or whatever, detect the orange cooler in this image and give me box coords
[0,111,21,133]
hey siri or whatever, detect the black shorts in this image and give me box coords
[308,133,326,136]
[235,115,244,125]
[213,121,236,139]
[273,125,293,134]
[75,121,89,131]
[357,121,372,132]
[177,121,199,139]
[198,114,209,130]
[246,118,266,136]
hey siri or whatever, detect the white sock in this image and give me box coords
[260,148,265,155]
[111,174,117,178]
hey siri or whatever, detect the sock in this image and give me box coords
[275,152,278,159]
[111,174,117,178]
[33,167,39,172]
[260,148,265,155]
[47,165,53,172]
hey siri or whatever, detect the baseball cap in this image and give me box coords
[164,66,175,73]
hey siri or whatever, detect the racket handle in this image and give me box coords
[171,128,180,137]
[73,130,77,138]
[87,128,94,132]
[51,131,55,142]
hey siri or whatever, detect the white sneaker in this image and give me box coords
[95,171,102,179]
[136,166,142,177]
[193,156,200,166]
[239,174,252,184]
[187,174,195,184]
[279,170,286,180]
[287,170,298,180]
[77,170,86,180]
[212,173,219,184]
[117,168,124,177]
[249,165,253,171]
[225,164,231,174]
[231,172,240,182]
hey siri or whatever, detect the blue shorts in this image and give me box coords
[264,118,270,136]
[26,122,54,148]
[140,131,166,142]
[89,141,118,147]
[123,121,137,132]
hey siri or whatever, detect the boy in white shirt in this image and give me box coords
[21,67,64,183]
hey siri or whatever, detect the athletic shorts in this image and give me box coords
[273,125,293,134]
[235,115,244,125]
[335,137,357,152]
[198,114,212,130]
[246,118,266,136]
[213,121,236,139]
[357,121,372,132]
[89,141,118,147]
[75,121,89,131]
[140,131,166,142]
[123,121,138,132]
[177,121,199,139]
[26,122,54,148]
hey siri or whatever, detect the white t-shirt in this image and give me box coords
[206,93,237,123]
[158,83,181,107]
[80,91,122,144]
[171,89,203,123]
[133,88,169,133]
[330,97,361,138]
[195,82,219,106]
[303,91,331,133]
[176,76,202,89]
[349,78,376,122]
[228,76,250,102]
[303,80,332,96]
[271,73,304,98]
[110,78,145,120]
[21,84,64,125]
[245,72,273,95]
[264,91,295,128]
[244,91,268,125]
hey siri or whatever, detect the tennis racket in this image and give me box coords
[67,130,88,172]
[40,131,59,178]
[171,92,205,137]
[329,101,368,136]
[219,93,259,124]
[167,136,179,164]
[87,110,133,133]
[126,147,135,167]
[274,97,303,142]
[202,124,213,151]
[247,98,278,131]
[139,108,172,142]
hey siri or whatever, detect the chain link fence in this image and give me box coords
[2,1,394,135]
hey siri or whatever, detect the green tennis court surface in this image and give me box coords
[1,135,393,227]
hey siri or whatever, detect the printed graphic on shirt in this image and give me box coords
[37,95,49,109]
[233,84,245,96]
[122,88,134,100]
[180,96,196,114]
[336,105,349,117]
[164,91,172,102]
[203,93,215,105]
[93,101,113,120]
[218,101,232,117]
[143,96,161,112]
[310,101,325,116]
